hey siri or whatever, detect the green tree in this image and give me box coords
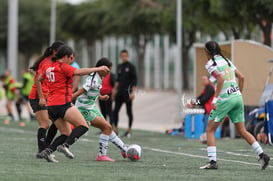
[0,0,8,54]
[18,0,52,63]
[58,0,165,87]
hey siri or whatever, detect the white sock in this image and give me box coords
[207,146,217,162]
[98,134,109,156]
[251,141,263,157]
[109,131,126,152]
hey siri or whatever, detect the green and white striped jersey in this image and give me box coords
[205,55,241,102]
[75,73,102,110]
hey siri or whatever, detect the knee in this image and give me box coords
[237,127,247,136]
[126,110,132,116]
[103,123,112,134]
[206,122,216,133]
[39,122,50,129]
[60,131,71,136]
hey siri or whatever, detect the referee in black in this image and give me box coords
[112,49,137,138]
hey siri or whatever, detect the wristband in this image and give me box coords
[212,97,218,104]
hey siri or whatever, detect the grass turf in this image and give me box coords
[0,120,272,181]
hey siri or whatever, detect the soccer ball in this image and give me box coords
[127,144,142,161]
[200,132,207,144]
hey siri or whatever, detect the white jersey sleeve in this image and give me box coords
[83,76,93,92]
[205,60,217,74]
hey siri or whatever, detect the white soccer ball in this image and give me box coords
[127,144,142,161]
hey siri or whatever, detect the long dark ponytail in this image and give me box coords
[205,41,231,67]
[30,41,64,71]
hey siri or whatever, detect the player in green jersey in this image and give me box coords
[73,58,128,162]
[200,41,270,170]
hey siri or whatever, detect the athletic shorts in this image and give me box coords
[29,98,47,113]
[22,95,29,102]
[209,96,245,124]
[78,106,104,122]
[48,102,72,122]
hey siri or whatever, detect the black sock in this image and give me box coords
[46,123,58,146]
[49,135,68,152]
[64,125,89,147]
[8,113,14,120]
[37,128,47,152]
[15,102,22,120]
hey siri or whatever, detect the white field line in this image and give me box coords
[0,126,272,168]
[144,147,273,168]
[199,148,257,158]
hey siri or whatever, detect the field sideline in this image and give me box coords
[0,121,273,181]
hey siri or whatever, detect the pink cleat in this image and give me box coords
[121,147,127,158]
[96,155,115,162]
[121,151,127,158]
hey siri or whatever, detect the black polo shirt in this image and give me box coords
[116,61,137,93]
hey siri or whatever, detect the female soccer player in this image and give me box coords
[36,45,109,162]
[29,41,64,158]
[200,41,270,170]
[73,58,127,162]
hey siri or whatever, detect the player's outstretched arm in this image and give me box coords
[73,66,109,76]
[72,88,86,101]
[235,69,244,93]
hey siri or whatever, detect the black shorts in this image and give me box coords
[29,98,47,113]
[22,95,29,102]
[48,102,72,122]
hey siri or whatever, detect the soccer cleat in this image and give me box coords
[57,145,74,159]
[259,153,270,170]
[200,160,218,169]
[46,154,59,163]
[96,155,115,162]
[122,131,131,138]
[121,147,128,158]
[36,152,43,159]
[40,148,59,163]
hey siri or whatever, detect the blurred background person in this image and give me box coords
[112,50,137,138]
[99,65,115,128]
[16,68,35,120]
[1,70,21,120]
[70,60,81,130]
[187,75,215,115]
[0,76,5,116]
[70,60,80,104]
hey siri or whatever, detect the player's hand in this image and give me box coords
[72,93,76,101]
[100,95,109,101]
[39,98,46,107]
[186,103,192,108]
[97,66,110,74]
[211,102,217,110]
[129,92,135,101]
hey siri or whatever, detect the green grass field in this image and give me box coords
[0,120,272,181]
